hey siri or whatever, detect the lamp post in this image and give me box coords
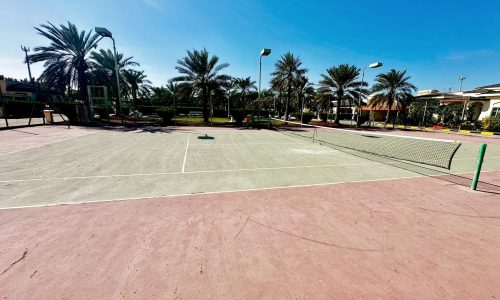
[357,62,382,127]
[21,45,33,82]
[259,48,271,128]
[259,48,271,100]
[95,27,123,124]
[458,76,467,130]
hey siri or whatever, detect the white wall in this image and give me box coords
[478,98,500,120]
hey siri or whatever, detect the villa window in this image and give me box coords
[492,107,500,117]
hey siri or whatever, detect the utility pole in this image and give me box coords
[21,45,33,82]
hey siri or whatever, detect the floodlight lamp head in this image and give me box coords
[260,48,271,57]
[369,62,383,68]
[95,27,113,38]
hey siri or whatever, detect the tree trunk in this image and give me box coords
[334,98,341,124]
[78,68,91,121]
[202,87,209,122]
[284,82,291,122]
[133,88,138,110]
[393,108,397,129]
[384,104,391,127]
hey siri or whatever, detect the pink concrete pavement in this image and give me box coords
[1,172,500,299]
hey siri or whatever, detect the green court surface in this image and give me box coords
[1,126,500,208]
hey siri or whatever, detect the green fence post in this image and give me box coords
[471,143,487,191]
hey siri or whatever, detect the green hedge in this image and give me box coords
[230,109,246,124]
[155,107,175,125]
[482,116,500,132]
[292,112,314,124]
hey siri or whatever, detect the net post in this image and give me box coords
[471,143,487,191]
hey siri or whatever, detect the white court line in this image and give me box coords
[0,161,379,183]
[188,142,309,146]
[181,134,190,173]
[0,130,99,157]
[1,170,497,211]
[454,156,500,161]
[3,155,499,184]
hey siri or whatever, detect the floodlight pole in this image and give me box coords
[258,49,271,100]
[110,37,124,124]
[259,57,263,99]
[95,27,123,124]
[458,76,467,130]
[357,62,382,127]
[21,45,33,82]
[259,48,271,127]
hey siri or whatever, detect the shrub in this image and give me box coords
[473,121,483,131]
[319,113,330,122]
[292,112,315,124]
[230,109,246,125]
[94,107,110,119]
[155,107,175,125]
[356,115,370,127]
[301,112,315,124]
[408,98,440,126]
[137,105,163,115]
[483,116,500,132]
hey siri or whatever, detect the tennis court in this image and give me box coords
[1,124,500,298]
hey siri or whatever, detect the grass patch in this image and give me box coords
[173,116,231,124]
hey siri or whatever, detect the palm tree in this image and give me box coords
[232,77,257,109]
[29,22,100,110]
[173,48,230,122]
[271,53,307,121]
[150,86,169,105]
[90,49,139,112]
[318,64,365,124]
[270,76,285,115]
[122,69,152,109]
[295,76,315,117]
[370,69,417,127]
[313,89,332,121]
[165,80,182,109]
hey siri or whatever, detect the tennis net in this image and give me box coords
[271,118,462,169]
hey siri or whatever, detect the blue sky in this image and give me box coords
[1,0,500,92]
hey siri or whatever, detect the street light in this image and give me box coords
[459,76,466,92]
[258,48,271,99]
[95,27,123,123]
[357,61,383,127]
[458,76,467,130]
[259,48,271,128]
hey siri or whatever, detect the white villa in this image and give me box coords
[416,83,500,121]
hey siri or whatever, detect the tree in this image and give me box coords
[314,88,333,121]
[294,76,315,115]
[29,22,100,110]
[150,86,169,106]
[232,77,257,109]
[409,98,439,126]
[318,64,365,124]
[122,69,152,109]
[165,80,183,109]
[271,53,307,121]
[270,76,285,115]
[370,69,417,127]
[173,48,230,122]
[90,49,139,101]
